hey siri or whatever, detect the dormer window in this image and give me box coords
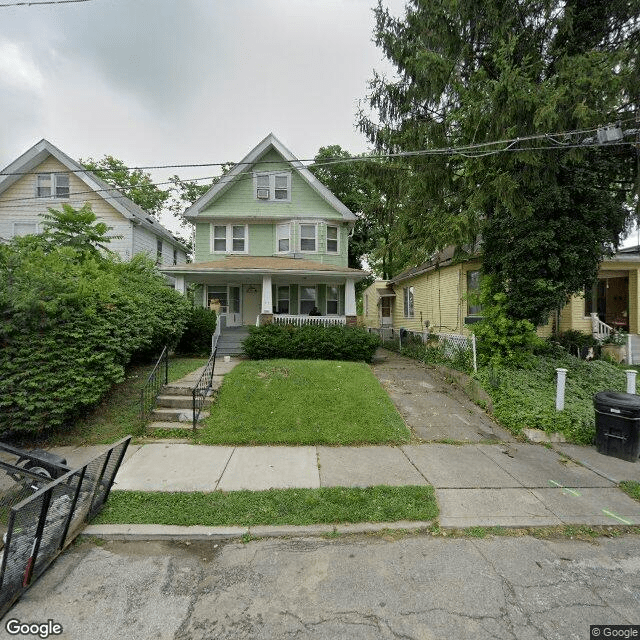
[36,173,69,198]
[254,172,291,202]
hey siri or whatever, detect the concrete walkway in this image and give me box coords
[51,352,640,533]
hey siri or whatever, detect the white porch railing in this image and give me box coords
[590,312,613,341]
[271,314,346,327]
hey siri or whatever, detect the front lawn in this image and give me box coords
[95,485,437,526]
[197,359,409,445]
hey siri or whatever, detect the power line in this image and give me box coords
[1,119,637,178]
[0,0,94,7]
[0,125,636,209]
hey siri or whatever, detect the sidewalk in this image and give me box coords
[56,354,640,536]
[103,441,640,529]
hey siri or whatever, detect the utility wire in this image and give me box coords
[1,119,637,178]
[0,0,93,7]
[0,137,636,210]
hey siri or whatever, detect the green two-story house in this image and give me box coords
[162,133,368,328]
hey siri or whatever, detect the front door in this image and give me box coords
[381,297,393,326]
[207,285,242,327]
[243,285,261,326]
[227,286,242,326]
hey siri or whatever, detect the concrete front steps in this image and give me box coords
[148,378,220,431]
[217,326,250,357]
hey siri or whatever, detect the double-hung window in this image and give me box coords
[276,223,290,253]
[36,173,69,198]
[212,224,248,254]
[299,286,317,315]
[254,172,291,201]
[277,286,290,314]
[300,224,317,252]
[326,285,339,315]
[403,286,414,318]
[466,270,483,316]
[326,225,339,253]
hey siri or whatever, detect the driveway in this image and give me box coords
[371,350,513,443]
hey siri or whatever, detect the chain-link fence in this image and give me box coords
[369,327,477,372]
[0,436,130,618]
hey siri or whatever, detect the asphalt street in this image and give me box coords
[2,533,639,640]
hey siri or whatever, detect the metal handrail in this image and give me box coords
[192,344,217,431]
[139,345,169,420]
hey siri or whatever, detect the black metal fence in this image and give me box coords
[140,345,169,419]
[0,437,131,618]
[192,341,217,431]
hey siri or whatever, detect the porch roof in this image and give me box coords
[161,256,369,279]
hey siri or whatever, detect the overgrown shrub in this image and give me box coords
[475,353,630,444]
[175,307,217,356]
[243,323,380,362]
[550,330,600,359]
[0,239,190,433]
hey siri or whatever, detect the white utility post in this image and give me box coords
[625,369,637,394]
[556,368,568,411]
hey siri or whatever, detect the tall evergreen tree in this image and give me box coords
[360,0,639,325]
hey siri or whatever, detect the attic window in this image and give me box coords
[254,172,290,202]
[36,173,69,198]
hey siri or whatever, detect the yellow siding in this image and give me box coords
[361,280,394,329]
[0,157,134,258]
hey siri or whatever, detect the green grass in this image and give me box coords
[95,486,438,526]
[474,353,632,444]
[620,480,640,502]
[29,357,207,447]
[197,359,410,445]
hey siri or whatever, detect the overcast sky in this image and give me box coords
[0,0,407,233]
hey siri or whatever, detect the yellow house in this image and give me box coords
[361,246,640,361]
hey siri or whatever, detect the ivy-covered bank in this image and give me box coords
[0,208,191,434]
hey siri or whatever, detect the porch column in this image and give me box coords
[345,278,357,325]
[175,275,185,295]
[260,274,273,325]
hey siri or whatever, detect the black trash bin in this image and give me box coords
[593,391,640,462]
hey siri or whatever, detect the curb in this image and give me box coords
[82,521,436,541]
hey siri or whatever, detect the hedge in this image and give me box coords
[242,323,380,362]
[175,306,217,356]
[0,241,190,433]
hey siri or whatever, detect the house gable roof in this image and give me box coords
[0,139,188,251]
[183,133,356,222]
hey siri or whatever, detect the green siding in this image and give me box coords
[317,285,326,314]
[192,147,352,266]
[201,149,342,221]
[250,224,273,256]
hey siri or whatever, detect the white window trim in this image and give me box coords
[403,286,414,318]
[299,284,317,314]
[276,222,291,254]
[277,285,290,314]
[210,223,249,254]
[326,224,340,254]
[12,221,40,236]
[299,222,318,253]
[35,173,70,199]
[253,171,291,203]
[326,284,339,316]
